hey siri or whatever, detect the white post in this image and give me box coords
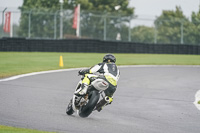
[10,12,13,37]
[76,4,80,37]
[59,0,64,39]
[180,21,184,44]
[1,8,7,36]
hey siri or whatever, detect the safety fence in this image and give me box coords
[0,8,200,45]
[0,38,199,54]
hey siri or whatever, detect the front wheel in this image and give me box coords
[66,99,74,115]
[79,90,100,118]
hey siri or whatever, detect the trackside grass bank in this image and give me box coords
[0,125,55,133]
[0,52,200,78]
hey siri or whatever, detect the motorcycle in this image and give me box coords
[66,74,111,118]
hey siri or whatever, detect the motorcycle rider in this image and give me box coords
[74,54,120,111]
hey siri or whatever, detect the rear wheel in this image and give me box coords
[66,99,74,115]
[79,90,100,118]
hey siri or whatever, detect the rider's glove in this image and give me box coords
[78,69,90,75]
[78,70,84,75]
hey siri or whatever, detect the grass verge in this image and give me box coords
[0,52,200,78]
[0,125,55,133]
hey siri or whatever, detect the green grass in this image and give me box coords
[0,125,55,133]
[0,52,200,78]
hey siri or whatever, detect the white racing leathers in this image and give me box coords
[89,62,120,97]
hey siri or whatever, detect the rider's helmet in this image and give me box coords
[103,54,116,63]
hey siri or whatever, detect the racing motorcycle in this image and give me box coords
[66,75,111,118]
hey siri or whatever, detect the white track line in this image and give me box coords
[0,65,200,82]
[0,68,85,82]
[194,90,200,111]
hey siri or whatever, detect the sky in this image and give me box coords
[0,0,199,17]
[129,0,199,18]
[0,0,199,26]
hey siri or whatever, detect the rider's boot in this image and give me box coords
[74,83,88,96]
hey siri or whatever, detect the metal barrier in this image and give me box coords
[0,8,200,45]
[0,38,199,54]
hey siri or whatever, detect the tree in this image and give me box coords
[131,26,154,43]
[70,0,133,15]
[185,9,200,44]
[72,0,134,40]
[18,0,134,39]
[154,6,189,44]
[18,0,75,38]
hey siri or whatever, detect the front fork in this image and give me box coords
[72,81,82,111]
[72,80,91,111]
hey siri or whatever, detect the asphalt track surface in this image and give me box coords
[0,66,200,133]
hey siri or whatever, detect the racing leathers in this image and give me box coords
[75,62,120,111]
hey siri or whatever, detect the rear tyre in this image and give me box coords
[66,99,74,115]
[79,90,100,118]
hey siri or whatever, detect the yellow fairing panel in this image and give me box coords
[105,75,117,86]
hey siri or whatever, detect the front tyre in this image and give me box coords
[66,99,74,115]
[79,91,100,118]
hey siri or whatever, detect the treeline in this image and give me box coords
[133,7,200,45]
[3,0,200,45]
